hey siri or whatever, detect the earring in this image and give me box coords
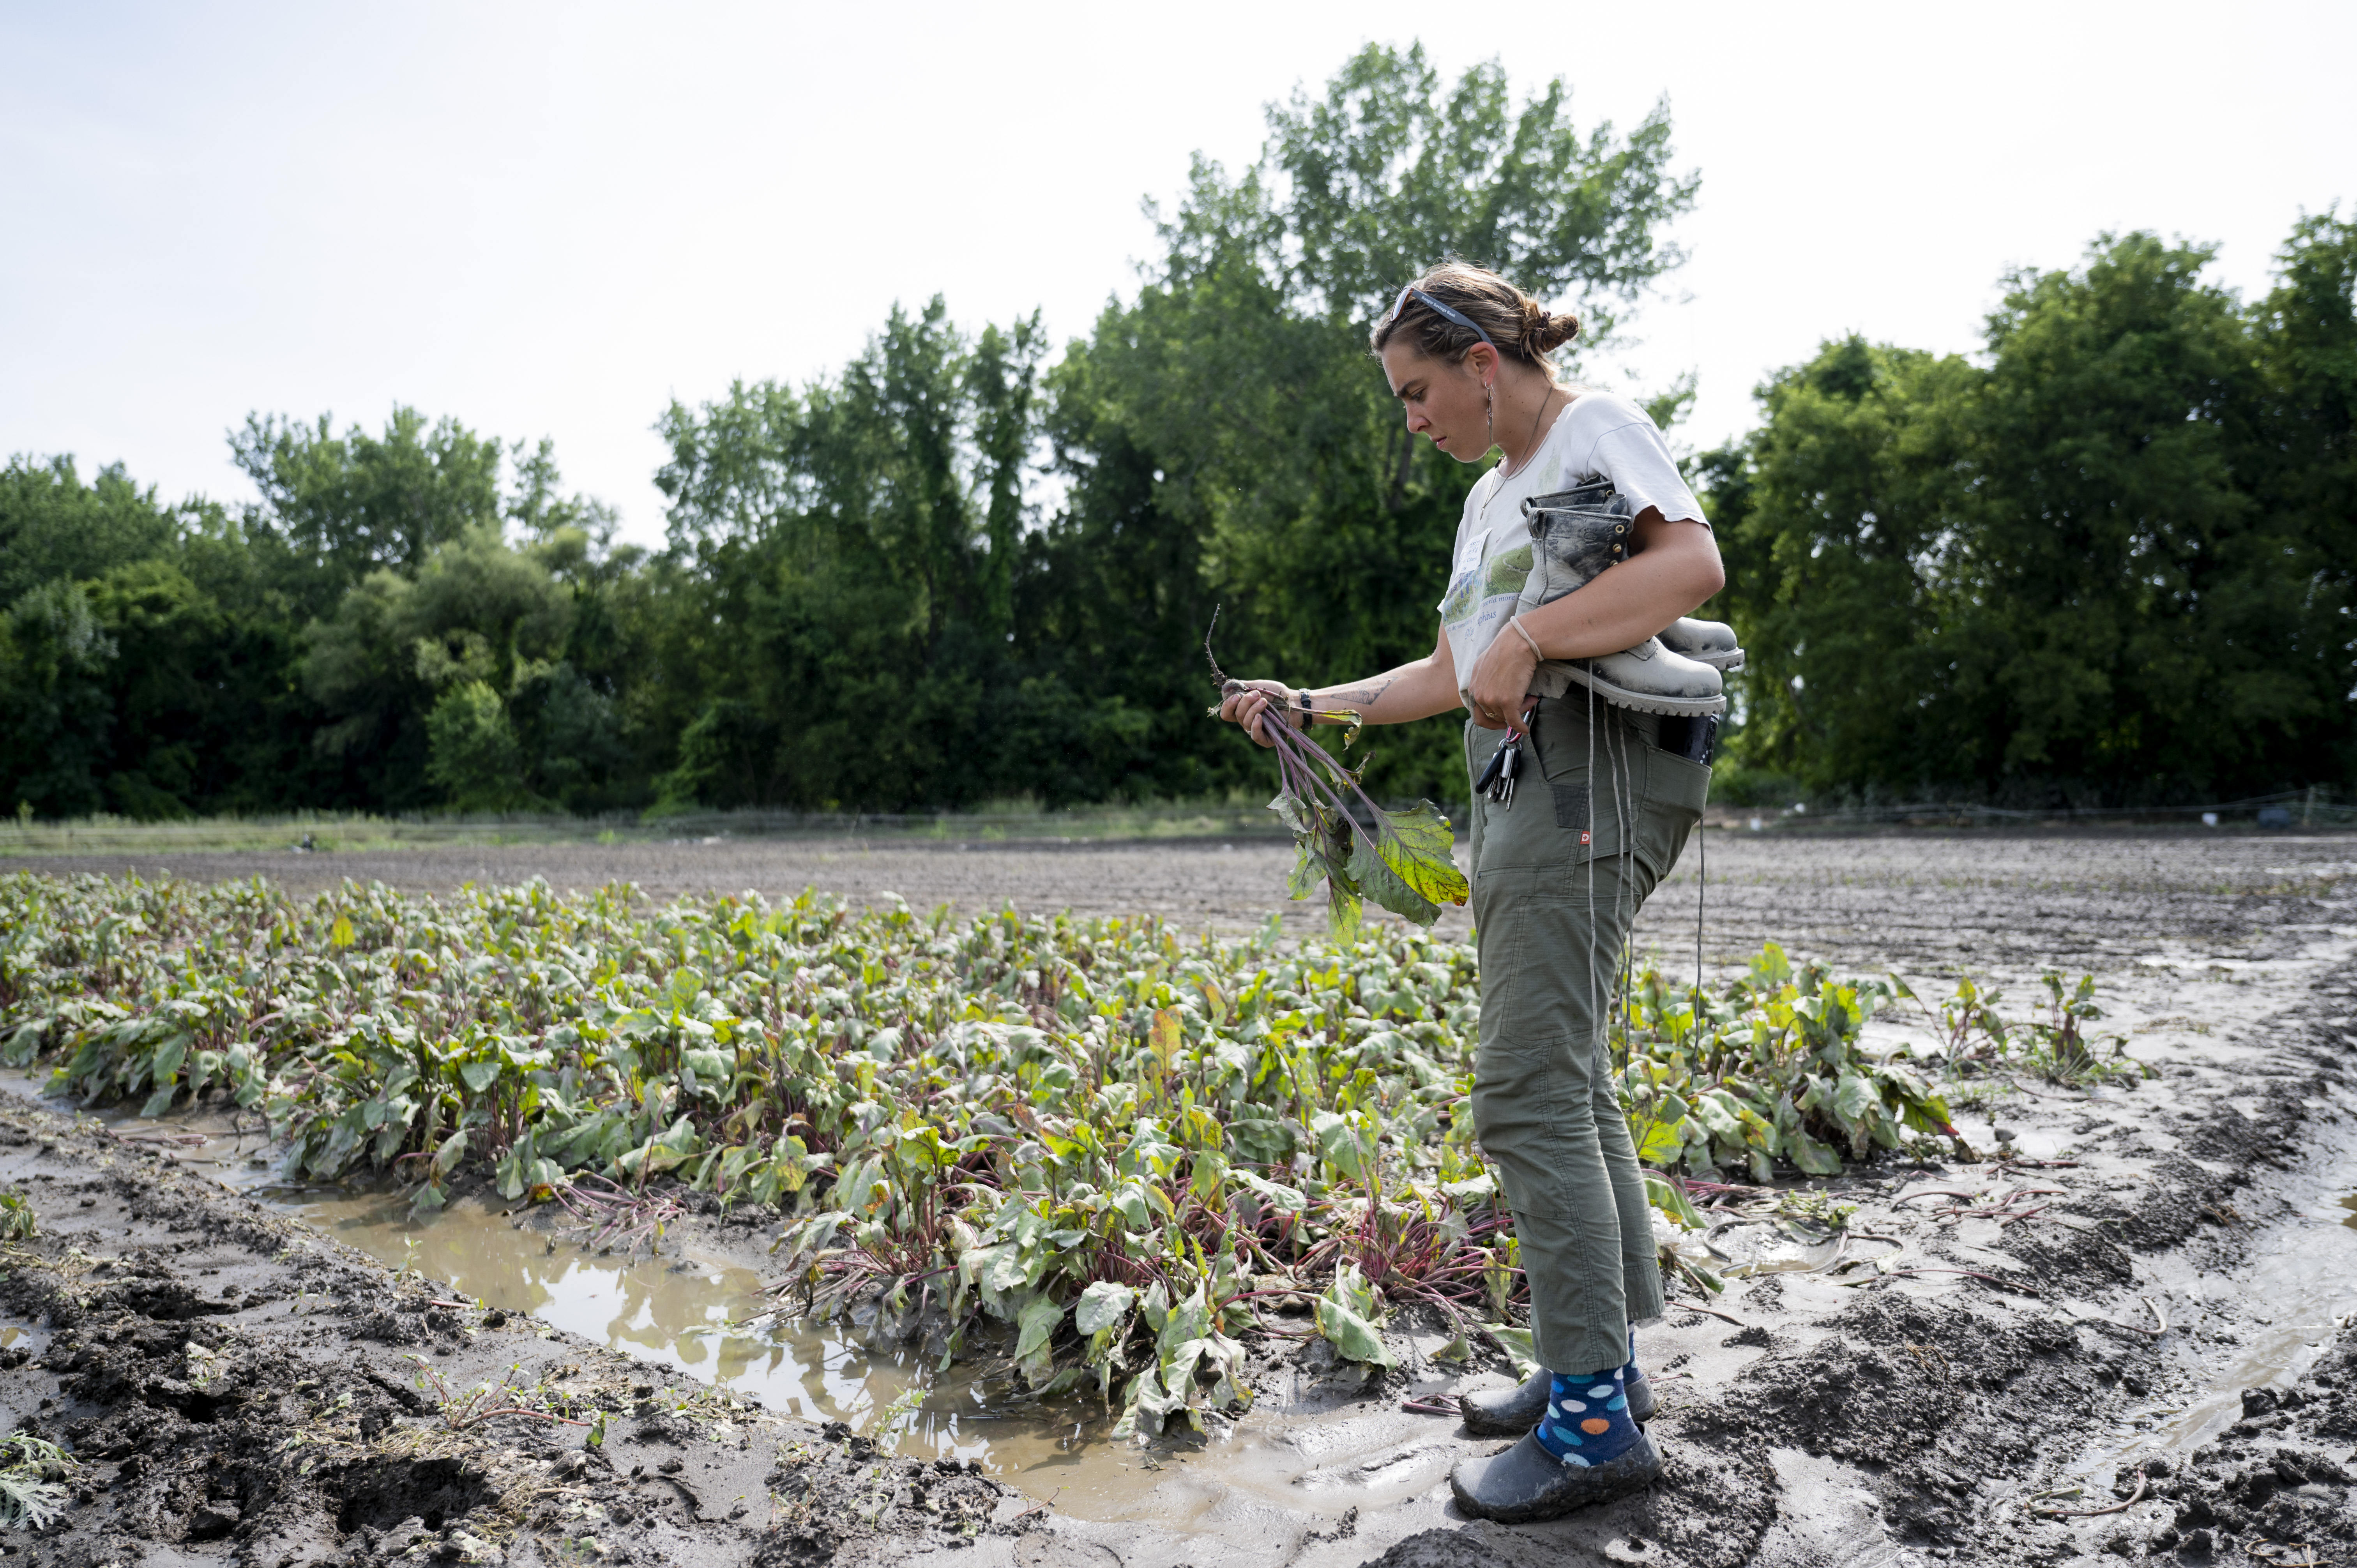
[1484,382,1495,443]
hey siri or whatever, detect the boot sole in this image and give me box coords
[1563,664,1729,717]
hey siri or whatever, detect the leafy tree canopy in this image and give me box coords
[1710,217,2357,805]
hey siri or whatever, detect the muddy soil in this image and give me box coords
[1343,959,2357,1568]
[0,1097,1064,1567]
[20,829,2357,964]
[2157,1316,2357,1561]
[10,835,2357,1566]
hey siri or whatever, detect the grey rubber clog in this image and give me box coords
[1448,1428,1664,1523]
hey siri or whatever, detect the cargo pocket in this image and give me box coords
[1525,696,1632,868]
[1633,743,1711,885]
[1468,717,1612,894]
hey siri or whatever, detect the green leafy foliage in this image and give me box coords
[1315,1263,1396,1368]
[1921,969,2155,1091]
[1612,942,1963,1184]
[0,1434,75,1531]
[0,1187,33,1241]
[2,871,2109,1427]
[1209,642,1469,933]
[3,870,1506,1432]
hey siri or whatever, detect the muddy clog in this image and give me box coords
[1448,1428,1664,1523]
[1459,1365,1656,1436]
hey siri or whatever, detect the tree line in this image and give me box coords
[1710,217,2357,806]
[4,45,2352,820]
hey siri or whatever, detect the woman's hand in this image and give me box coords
[1465,624,1539,730]
[1217,679,1302,747]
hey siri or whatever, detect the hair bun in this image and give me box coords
[1528,307,1581,356]
[1369,260,1576,368]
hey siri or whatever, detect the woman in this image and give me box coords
[1217,261,1724,1522]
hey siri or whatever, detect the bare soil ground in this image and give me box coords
[0,1100,1041,1566]
[8,832,2357,1566]
[22,828,2357,969]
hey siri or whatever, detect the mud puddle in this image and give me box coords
[186,1188,1496,1543]
[0,1093,1030,1567]
[0,1069,1283,1528]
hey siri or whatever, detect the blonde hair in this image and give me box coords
[1369,260,1580,370]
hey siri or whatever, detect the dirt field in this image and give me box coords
[21,827,2357,973]
[6,832,2357,1565]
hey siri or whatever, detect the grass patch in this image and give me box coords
[0,797,1301,858]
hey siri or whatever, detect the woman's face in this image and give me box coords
[1381,341,1493,464]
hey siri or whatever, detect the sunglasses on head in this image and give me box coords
[1387,285,1497,351]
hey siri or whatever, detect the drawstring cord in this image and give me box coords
[1695,796,1708,1030]
[1585,683,1603,1070]
[1606,713,1636,1074]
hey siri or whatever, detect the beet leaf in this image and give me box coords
[1207,610,1467,934]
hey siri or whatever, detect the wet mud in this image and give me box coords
[0,1098,1046,1566]
[1361,960,2357,1568]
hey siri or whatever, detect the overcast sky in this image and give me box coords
[5,1,2351,546]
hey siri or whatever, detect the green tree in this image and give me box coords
[233,406,505,617]
[1712,222,2357,803]
[654,300,1071,809]
[0,581,118,817]
[424,680,530,810]
[302,528,581,809]
[0,457,183,606]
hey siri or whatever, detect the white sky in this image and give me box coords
[5,1,2352,548]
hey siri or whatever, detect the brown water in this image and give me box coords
[0,1070,1442,1538]
[0,1073,1048,1463]
[270,1190,1495,1535]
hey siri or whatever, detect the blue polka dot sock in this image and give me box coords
[1622,1329,1641,1385]
[1532,1365,1642,1467]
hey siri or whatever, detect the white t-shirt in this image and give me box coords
[1435,391,1707,685]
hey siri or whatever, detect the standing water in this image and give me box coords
[0,1070,1457,1539]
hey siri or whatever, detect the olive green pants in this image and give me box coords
[1464,694,1709,1375]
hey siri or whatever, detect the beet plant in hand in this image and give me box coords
[1206,613,1468,938]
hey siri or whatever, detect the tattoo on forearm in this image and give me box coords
[1322,676,1398,708]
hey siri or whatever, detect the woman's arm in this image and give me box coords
[1462,510,1725,728]
[1217,621,1462,746]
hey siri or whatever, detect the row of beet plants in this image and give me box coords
[0,871,1964,1435]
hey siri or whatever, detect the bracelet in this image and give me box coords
[1507,616,1544,659]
